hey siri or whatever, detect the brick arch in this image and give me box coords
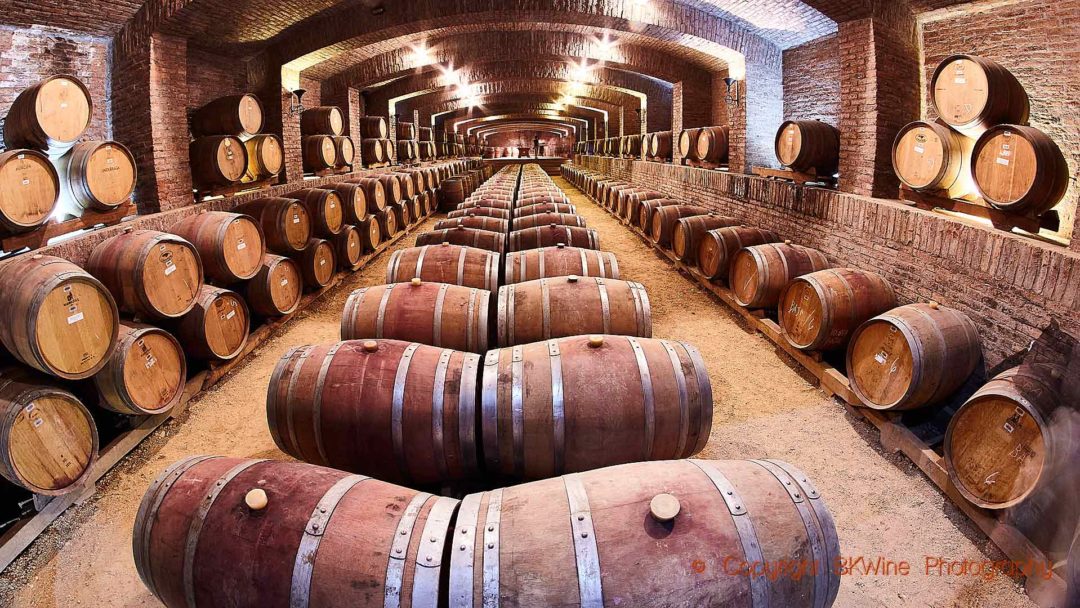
[446,112,593,136]
[475,124,574,139]
[433,104,605,137]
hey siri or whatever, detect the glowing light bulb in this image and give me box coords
[409,44,432,66]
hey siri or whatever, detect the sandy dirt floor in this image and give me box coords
[0,176,1036,607]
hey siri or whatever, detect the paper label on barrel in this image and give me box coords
[280,278,289,286]
[67,312,85,324]
[996,157,1010,166]
[319,259,326,266]
[293,215,300,224]
[874,351,889,365]
[226,310,236,320]
[954,77,966,84]
[22,178,30,186]
[164,261,177,276]
[237,241,247,250]
[913,145,924,154]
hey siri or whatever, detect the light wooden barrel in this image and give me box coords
[169,211,265,283]
[504,245,619,283]
[779,268,897,352]
[678,128,702,159]
[515,202,576,217]
[294,238,336,289]
[376,208,398,237]
[447,207,510,220]
[972,125,1069,215]
[242,134,283,181]
[327,183,367,223]
[497,277,650,346]
[775,121,840,174]
[58,141,137,212]
[360,138,386,164]
[94,323,186,415]
[697,226,781,280]
[604,185,637,210]
[696,125,730,163]
[390,172,417,199]
[189,136,247,186]
[509,226,599,251]
[175,285,249,361]
[290,188,344,237]
[458,198,512,212]
[945,362,1071,509]
[891,121,973,198]
[86,229,203,320]
[359,116,388,139]
[3,75,92,155]
[0,254,119,379]
[0,149,59,234]
[416,227,505,254]
[650,205,710,247]
[449,459,840,606]
[190,93,264,137]
[241,254,302,317]
[650,130,673,158]
[342,281,491,353]
[846,303,981,411]
[350,177,388,213]
[132,456,459,608]
[267,340,481,483]
[636,198,684,231]
[730,243,830,309]
[302,135,337,172]
[300,106,344,136]
[931,55,1029,137]
[434,216,509,233]
[511,213,586,231]
[378,174,404,203]
[672,215,739,262]
[387,244,499,290]
[234,197,311,255]
[0,366,98,495]
[620,190,664,222]
[358,216,382,252]
[332,136,355,166]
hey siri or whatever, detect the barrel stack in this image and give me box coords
[396,121,420,166]
[300,105,352,174]
[359,115,391,168]
[189,93,281,196]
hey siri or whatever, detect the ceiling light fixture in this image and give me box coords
[596,35,617,61]
[409,44,432,66]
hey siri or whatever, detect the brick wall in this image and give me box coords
[186,44,250,110]
[485,131,571,157]
[782,34,840,126]
[575,155,1079,371]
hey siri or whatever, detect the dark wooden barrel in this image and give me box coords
[696,125,730,163]
[267,340,481,483]
[779,268,897,352]
[891,121,974,198]
[678,128,702,159]
[234,197,311,255]
[440,178,467,211]
[302,135,337,172]
[191,93,264,137]
[620,190,664,222]
[0,254,119,379]
[376,208,398,238]
[3,75,92,155]
[450,459,840,606]
[509,226,599,251]
[672,215,739,262]
[512,213,586,231]
[342,281,492,353]
[650,130,673,158]
[293,238,336,289]
[636,198,684,232]
[290,188,344,237]
[397,139,417,162]
[497,277,650,346]
[482,335,709,478]
[0,149,59,234]
[300,106,344,136]
[390,172,417,200]
[416,227,505,254]
[397,123,416,141]
[94,322,186,415]
[359,116,388,139]
[447,207,510,220]
[0,366,98,495]
[377,174,404,203]
[189,136,248,187]
[332,135,355,166]
[358,216,382,252]
[330,225,363,270]
[169,211,265,283]
[504,245,619,283]
[86,229,203,320]
[730,243,830,309]
[972,125,1069,215]
[419,126,433,141]
[604,184,637,210]
[519,193,569,208]
[697,226,781,280]
[360,138,386,164]
[349,177,387,213]
[132,456,459,608]
[242,134,283,181]
[775,121,840,174]
[175,285,249,361]
[434,216,509,233]
[387,244,499,291]
[847,302,981,411]
[58,140,137,212]
[381,139,394,163]
[390,200,411,229]
[650,205,710,247]
[931,55,1029,137]
[241,254,303,317]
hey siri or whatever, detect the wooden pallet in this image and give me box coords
[898,185,1058,235]
[683,159,729,171]
[0,216,427,573]
[194,177,275,201]
[364,162,390,169]
[0,202,137,254]
[312,166,352,178]
[577,182,1068,606]
[752,166,837,187]
[645,156,671,164]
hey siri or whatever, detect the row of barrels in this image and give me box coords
[564,163,1075,515]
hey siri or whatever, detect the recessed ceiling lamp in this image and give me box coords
[595,35,617,61]
[409,44,432,66]
[569,60,591,83]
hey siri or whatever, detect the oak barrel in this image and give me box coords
[360,138,386,164]
[509,225,599,251]
[650,205,710,247]
[387,244,499,291]
[416,227,505,254]
[891,121,974,198]
[931,55,1030,137]
[350,177,388,213]
[775,120,840,174]
[332,135,355,166]
[358,217,382,252]
[189,136,247,187]
[169,212,265,283]
[678,128,702,159]
[457,198,511,212]
[447,207,510,220]
[511,212,586,231]
[514,202,576,217]
[636,198,684,232]
[86,229,203,320]
[302,135,337,172]
[696,125,730,164]
[4,75,92,155]
[376,208,398,237]
[242,134,283,181]
[378,174,404,203]
[779,268,897,352]
[434,216,509,233]
[620,190,664,222]
[971,125,1069,215]
[0,254,119,379]
[94,323,186,415]
[234,197,311,255]
[290,188,344,237]
[241,254,302,317]
[697,226,780,280]
[359,116,388,139]
[175,285,249,361]
[672,215,739,262]
[190,94,263,138]
[382,139,394,163]
[0,149,59,234]
[497,277,650,346]
[730,243,830,309]
[650,130,673,158]
[268,340,481,483]
[327,183,366,224]
[504,245,619,283]
[390,200,412,229]
[294,238,336,289]
[300,106,344,136]
[846,303,981,411]
[57,140,137,212]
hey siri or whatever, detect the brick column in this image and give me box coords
[672,79,713,164]
[259,68,303,184]
[743,58,783,173]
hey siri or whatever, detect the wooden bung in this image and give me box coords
[385,244,499,291]
[94,322,186,415]
[497,277,651,346]
[86,229,204,320]
[342,283,492,353]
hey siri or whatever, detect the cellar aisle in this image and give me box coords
[1,178,1033,608]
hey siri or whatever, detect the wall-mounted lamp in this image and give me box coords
[290,88,307,116]
[723,77,741,107]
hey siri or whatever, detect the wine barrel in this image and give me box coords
[972,125,1069,215]
[398,139,417,162]
[382,139,394,163]
[434,216,509,233]
[847,302,981,411]
[509,225,599,251]
[342,281,491,353]
[419,126,433,142]
[779,268,897,352]
[504,245,619,283]
[132,456,459,608]
[190,93,263,138]
[376,208,398,237]
[350,177,387,213]
[416,227,505,254]
[290,188,344,237]
[650,205,710,247]
[378,174,403,203]
[511,213,586,231]
[515,202,576,217]
[636,198,684,232]
[672,215,739,263]
[447,207,510,220]
[174,285,249,361]
[458,198,512,212]
[359,116,388,139]
[775,121,840,174]
[300,106,344,136]
[242,134,283,181]
[360,138,386,164]
[0,149,59,234]
[86,229,203,320]
[234,197,311,255]
[440,178,467,211]
[390,200,411,229]
[497,277,650,346]
[730,243,830,309]
[891,121,974,198]
[945,362,1071,509]
[696,125,730,164]
[391,172,417,200]
[302,135,337,172]
[650,130,673,158]
[449,459,840,607]
[241,254,302,317]
[0,254,119,379]
[4,75,92,155]
[169,212,265,283]
[518,193,568,207]
[358,216,382,252]
[620,190,664,222]
[387,244,499,291]
[931,55,1029,138]
[57,141,136,212]
[94,323,186,415]
[0,366,97,495]
[697,226,781,280]
[189,136,247,187]
[294,238,335,289]
[268,340,481,483]
[605,184,637,210]
[332,136,355,167]
[678,128,702,159]
[330,225,364,270]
